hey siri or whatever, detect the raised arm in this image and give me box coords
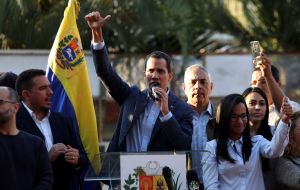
[85,11,131,105]
[85,11,111,43]
[280,96,293,124]
[260,97,292,158]
[257,52,285,111]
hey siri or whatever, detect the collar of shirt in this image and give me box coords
[228,137,243,146]
[192,101,213,118]
[22,102,51,122]
[22,102,53,151]
[228,137,244,159]
[228,137,243,152]
[206,101,213,117]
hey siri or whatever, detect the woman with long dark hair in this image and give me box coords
[202,94,292,190]
[243,87,274,190]
[242,87,272,140]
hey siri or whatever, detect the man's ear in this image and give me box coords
[182,83,186,92]
[13,102,20,113]
[21,90,30,101]
[168,72,173,81]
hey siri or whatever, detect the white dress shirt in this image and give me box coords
[202,120,290,190]
[23,102,53,151]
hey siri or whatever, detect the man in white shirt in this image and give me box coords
[15,69,87,190]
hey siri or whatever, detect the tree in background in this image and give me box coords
[0,0,221,53]
[1,0,300,53]
[210,0,300,53]
[0,0,65,49]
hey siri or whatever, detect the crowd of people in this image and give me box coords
[1,10,300,190]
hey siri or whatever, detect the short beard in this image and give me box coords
[38,106,50,115]
[0,108,12,125]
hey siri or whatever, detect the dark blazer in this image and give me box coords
[16,104,87,190]
[92,46,194,152]
[206,103,217,141]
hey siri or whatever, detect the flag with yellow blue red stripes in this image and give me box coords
[46,0,100,176]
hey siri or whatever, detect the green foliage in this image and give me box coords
[0,0,65,48]
[123,174,137,190]
[210,0,300,52]
[173,173,182,190]
[0,0,216,53]
[1,0,300,53]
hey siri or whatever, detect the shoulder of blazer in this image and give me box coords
[168,91,194,114]
[16,103,33,124]
[127,86,149,104]
[16,104,45,139]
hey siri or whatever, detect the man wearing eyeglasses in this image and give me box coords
[0,86,52,190]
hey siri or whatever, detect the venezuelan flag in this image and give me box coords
[46,0,100,175]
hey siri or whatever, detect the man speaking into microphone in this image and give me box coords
[85,11,194,152]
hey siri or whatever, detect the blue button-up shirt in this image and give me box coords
[191,101,213,182]
[126,90,171,152]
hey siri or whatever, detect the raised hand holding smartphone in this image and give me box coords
[250,41,262,66]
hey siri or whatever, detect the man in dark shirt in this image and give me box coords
[0,86,52,190]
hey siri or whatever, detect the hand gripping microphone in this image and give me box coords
[149,82,160,101]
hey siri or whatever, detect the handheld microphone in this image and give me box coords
[149,82,160,101]
[186,170,201,190]
[162,166,174,190]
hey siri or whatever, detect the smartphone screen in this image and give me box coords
[250,41,261,65]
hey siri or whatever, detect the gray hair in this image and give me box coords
[183,64,212,83]
[0,86,19,103]
[7,87,19,102]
